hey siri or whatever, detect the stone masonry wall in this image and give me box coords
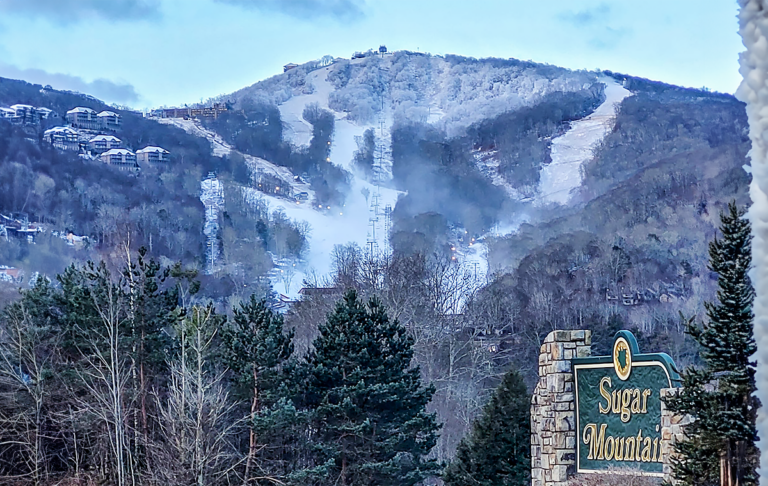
[531,330,592,486]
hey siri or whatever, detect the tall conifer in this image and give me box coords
[443,367,531,486]
[221,295,294,484]
[290,290,440,486]
[665,202,758,486]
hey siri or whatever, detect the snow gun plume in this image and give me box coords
[738,1,768,481]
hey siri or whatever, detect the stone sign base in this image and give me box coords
[531,330,684,486]
[531,330,592,486]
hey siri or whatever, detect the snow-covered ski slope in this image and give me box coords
[200,175,224,275]
[155,101,401,298]
[179,54,628,290]
[156,117,314,199]
[537,77,632,205]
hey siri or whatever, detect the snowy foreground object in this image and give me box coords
[737,1,768,481]
[537,77,631,205]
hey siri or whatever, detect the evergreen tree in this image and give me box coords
[290,290,440,486]
[443,367,530,486]
[665,202,758,486]
[122,248,179,466]
[221,295,294,484]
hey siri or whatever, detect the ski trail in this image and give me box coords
[200,174,224,275]
[537,77,632,205]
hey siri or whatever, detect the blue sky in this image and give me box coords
[0,0,743,108]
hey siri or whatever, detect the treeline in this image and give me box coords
[0,249,451,485]
[287,243,526,460]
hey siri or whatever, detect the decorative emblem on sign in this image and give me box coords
[613,337,632,381]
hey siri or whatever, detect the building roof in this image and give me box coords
[97,110,120,117]
[44,126,77,135]
[0,107,15,113]
[284,63,299,69]
[66,107,96,115]
[10,104,34,110]
[37,107,53,113]
[102,148,135,156]
[89,135,121,143]
[136,146,169,154]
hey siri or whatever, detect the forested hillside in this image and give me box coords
[0,77,310,302]
[0,52,753,482]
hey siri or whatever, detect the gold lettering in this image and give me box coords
[624,437,635,461]
[612,391,621,414]
[599,377,612,414]
[596,424,607,460]
[583,424,597,460]
[652,437,659,462]
[614,437,625,461]
[635,430,642,460]
[621,389,632,422]
[604,436,615,461]
[631,389,641,413]
[641,437,652,462]
[642,389,651,413]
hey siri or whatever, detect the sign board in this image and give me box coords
[573,331,680,476]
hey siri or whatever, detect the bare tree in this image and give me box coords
[150,305,240,486]
[0,299,57,485]
[73,269,132,486]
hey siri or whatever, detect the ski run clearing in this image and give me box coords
[156,87,401,299]
[169,69,629,298]
[537,77,632,205]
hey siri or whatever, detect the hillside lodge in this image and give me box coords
[43,126,79,151]
[152,103,229,120]
[66,107,122,130]
[88,135,122,152]
[99,148,137,169]
[136,146,170,164]
[0,104,58,124]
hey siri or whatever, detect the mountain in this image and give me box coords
[0,49,750,460]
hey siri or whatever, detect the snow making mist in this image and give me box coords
[738,0,768,480]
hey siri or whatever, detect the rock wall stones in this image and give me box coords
[531,330,592,486]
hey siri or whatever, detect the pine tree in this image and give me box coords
[665,202,759,486]
[443,367,531,486]
[290,290,440,486]
[221,295,294,485]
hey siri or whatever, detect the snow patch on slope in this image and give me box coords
[242,178,401,297]
[200,175,224,275]
[158,118,231,157]
[158,109,402,297]
[156,117,314,199]
[278,64,396,183]
[537,77,632,205]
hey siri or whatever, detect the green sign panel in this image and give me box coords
[573,331,681,476]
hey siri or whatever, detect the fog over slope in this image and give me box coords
[198,52,613,291]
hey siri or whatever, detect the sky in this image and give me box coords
[0,0,744,108]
